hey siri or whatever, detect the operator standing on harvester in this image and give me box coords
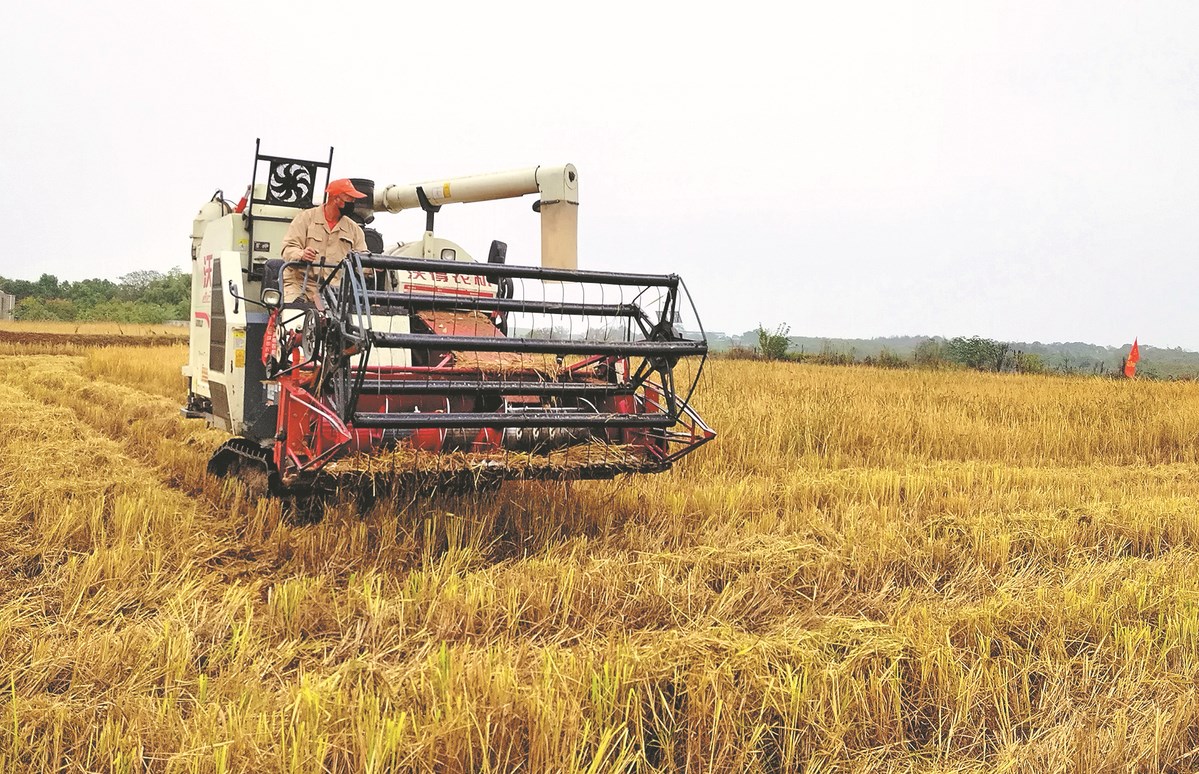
[280,179,369,304]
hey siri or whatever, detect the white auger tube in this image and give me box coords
[373,165,579,270]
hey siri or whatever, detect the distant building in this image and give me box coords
[0,292,14,320]
[678,329,736,351]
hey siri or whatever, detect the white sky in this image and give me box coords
[2,1,1196,347]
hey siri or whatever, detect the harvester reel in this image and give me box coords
[209,250,713,502]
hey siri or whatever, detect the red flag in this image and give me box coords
[1124,338,1140,378]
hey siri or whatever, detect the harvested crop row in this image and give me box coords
[0,330,187,349]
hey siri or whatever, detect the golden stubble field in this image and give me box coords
[4,335,1199,772]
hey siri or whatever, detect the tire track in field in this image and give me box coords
[4,355,228,493]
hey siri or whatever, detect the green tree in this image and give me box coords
[117,270,165,301]
[1,267,190,323]
[34,274,60,298]
[0,277,36,298]
[1014,351,1047,374]
[14,297,58,320]
[946,336,1011,372]
[756,323,791,360]
[913,339,949,368]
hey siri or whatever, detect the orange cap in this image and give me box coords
[326,178,367,199]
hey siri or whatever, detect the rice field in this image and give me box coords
[0,321,188,356]
[4,338,1199,771]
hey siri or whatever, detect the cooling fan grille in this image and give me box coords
[267,161,317,206]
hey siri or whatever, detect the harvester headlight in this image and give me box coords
[261,288,282,308]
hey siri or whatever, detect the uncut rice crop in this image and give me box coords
[4,343,1199,771]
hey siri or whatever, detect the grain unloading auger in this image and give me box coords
[183,142,714,499]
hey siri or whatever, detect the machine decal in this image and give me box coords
[404,271,494,286]
[400,283,494,297]
[201,255,213,303]
[233,329,247,369]
[253,241,270,251]
[397,269,497,299]
[195,311,210,326]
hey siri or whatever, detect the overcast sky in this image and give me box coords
[2,1,1197,348]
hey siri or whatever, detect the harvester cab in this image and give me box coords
[183,141,714,498]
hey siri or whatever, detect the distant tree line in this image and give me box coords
[735,329,1168,377]
[0,269,190,323]
[913,336,1049,374]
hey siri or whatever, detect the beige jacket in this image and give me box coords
[280,206,367,303]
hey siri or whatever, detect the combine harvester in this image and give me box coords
[183,142,714,502]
